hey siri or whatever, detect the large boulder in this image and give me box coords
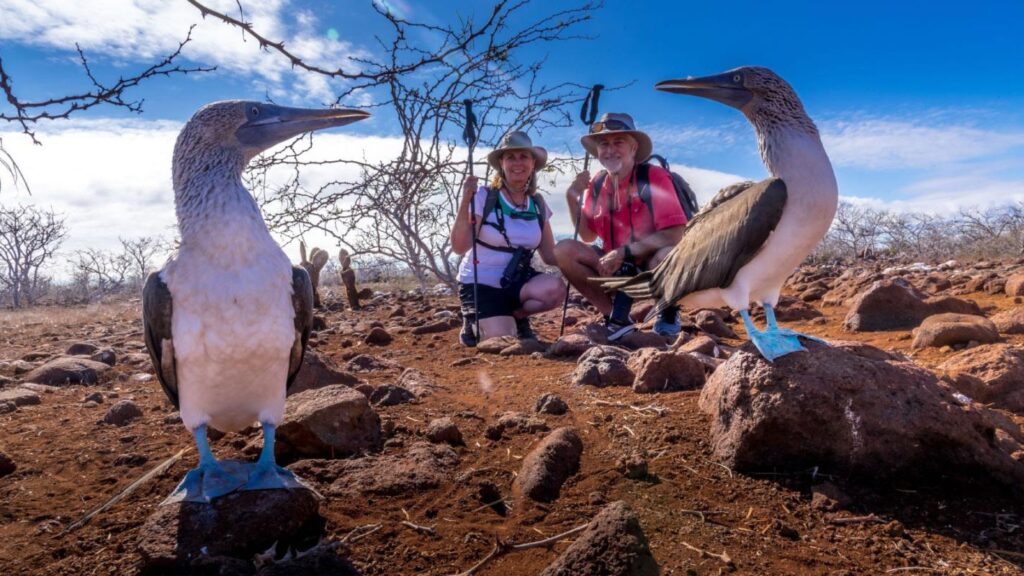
[939,344,1024,413]
[572,346,634,388]
[22,357,110,386]
[289,442,459,498]
[991,308,1024,334]
[699,341,1024,490]
[277,385,382,458]
[843,279,930,331]
[288,350,363,395]
[627,348,705,393]
[843,279,981,332]
[911,313,999,349]
[540,501,659,576]
[512,427,583,503]
[137,488,322,571]
[1005,272,1024,296]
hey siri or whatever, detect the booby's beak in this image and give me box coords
[656,72,753,110]
[236,105,371,151]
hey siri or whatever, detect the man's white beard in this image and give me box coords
[599,157,625,174]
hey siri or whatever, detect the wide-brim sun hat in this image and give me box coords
[486,130,548,172]
[580,112,652,162]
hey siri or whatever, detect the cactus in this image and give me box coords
[338,248,361,310]
[299,241,329,308]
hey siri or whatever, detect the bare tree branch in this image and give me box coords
[0,26,215,144]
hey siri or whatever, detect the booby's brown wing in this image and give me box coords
[287,266,314,390]
[600,178,787,319]
[142,271,179,408]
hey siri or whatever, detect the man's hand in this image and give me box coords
[462,175,479,202]
[598,247,625,276]
[567,170,591,201]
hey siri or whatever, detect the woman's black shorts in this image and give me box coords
[459,268,538,319]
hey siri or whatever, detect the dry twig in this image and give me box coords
[681,541,734,566]
[59,447,189,535]
[450,523,589,576]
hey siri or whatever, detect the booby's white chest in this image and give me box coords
[162,217,296,432]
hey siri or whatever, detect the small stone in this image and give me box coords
[616,452,648,479]
[103,400,144,426]
[0,451,15,478]
[535,393,568,415]
[90,349,117,366]
[369,384,415,407]
[113,453,149,467]
[364,327,393,346]
[0,388,41,407]
[83,391,104,404]
[66,342,99,355]
[425,417,464,446]
[540,501,658,575]
[0,401,16,414]
[513,427,583,503]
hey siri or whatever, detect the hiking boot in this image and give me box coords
[460,315,478,347]
[516,317,536,340]
[653,306,681,338]
[605,317,636,342]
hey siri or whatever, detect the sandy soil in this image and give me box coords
[0,283,1022,575]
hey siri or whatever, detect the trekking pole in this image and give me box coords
[559,84,603,336]
[463,99,481,342]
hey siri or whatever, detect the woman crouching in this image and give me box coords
[450,131,565,346]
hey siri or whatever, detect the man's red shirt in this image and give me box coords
[581,166,687,251]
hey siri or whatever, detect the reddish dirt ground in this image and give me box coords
[0,284,1022,575]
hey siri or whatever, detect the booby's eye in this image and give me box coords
[732,74,742,83]
[251,106,260,116]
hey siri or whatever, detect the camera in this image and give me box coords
[500,247,535,288]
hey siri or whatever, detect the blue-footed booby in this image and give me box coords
[601,67,837,360]
[143,101,369,503]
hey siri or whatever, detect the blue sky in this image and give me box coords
[1,0,1022,260]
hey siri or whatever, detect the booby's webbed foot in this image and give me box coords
[242,423,311,493]
[164,461,248,504]
[740,309,807,362]
[762,304,830,345]
[163,425,246,505]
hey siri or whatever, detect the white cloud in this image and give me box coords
[821,118,1024,170]
[0,0,369,102]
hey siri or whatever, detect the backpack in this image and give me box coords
[591,154,699,221]
[474,187,548,253]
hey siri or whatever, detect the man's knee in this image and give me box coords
[554,239,582,269]
[557,237,598,268]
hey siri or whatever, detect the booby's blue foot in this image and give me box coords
[740,309,807,362]
[163,425,246,505]
[763,304,830,345]
[242,424,310,492]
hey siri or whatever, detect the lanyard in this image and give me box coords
[605,170,637,248]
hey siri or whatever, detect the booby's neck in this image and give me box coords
[750,118,836,200]
[172,147,269,251]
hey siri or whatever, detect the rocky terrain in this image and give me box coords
[1,259,1024,575]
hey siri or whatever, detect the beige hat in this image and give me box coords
[486,130,548,172]
[580,112,652,162]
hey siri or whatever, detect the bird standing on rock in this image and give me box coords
[143,101,370,503]
[601,67,838,360]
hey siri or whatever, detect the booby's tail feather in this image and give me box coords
[595,271,657,300]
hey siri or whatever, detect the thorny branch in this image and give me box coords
[0,26,214,144]
[251,0,606,287]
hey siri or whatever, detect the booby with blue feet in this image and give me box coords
[143,101,370,503]
[600,67,837,361]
